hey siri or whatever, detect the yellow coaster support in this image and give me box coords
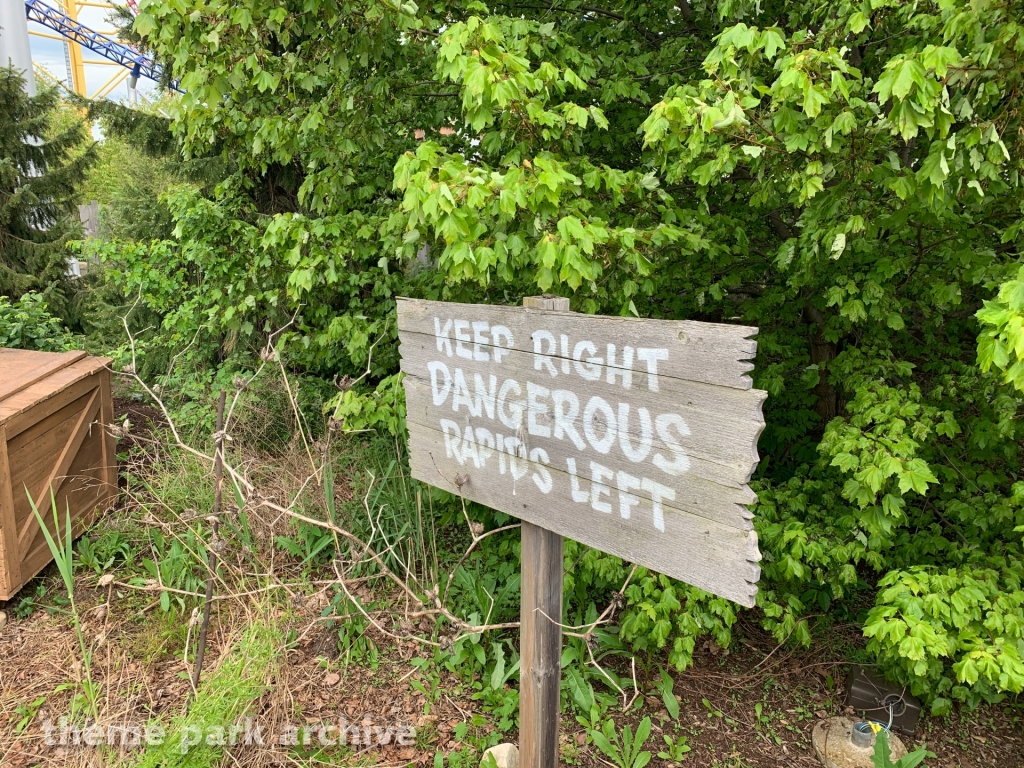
[27,0,127,99]
[92,66,128,99]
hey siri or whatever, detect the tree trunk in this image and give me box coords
[804,304,837,423]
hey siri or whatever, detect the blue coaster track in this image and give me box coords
[24,0,181,92]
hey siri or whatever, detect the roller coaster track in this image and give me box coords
[24,0,180,93]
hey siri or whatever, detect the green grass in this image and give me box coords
[129,615,279,768]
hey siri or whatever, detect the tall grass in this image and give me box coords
[30,491,102,721]
[347,436,438,589]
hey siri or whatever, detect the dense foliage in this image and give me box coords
[92,0,1024,709]
[0,292,74,351]
[0,68,95,318]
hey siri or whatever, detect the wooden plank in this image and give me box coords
[407,423,761,606]
[399,331,767,425]
[97,367,116,492]
[0,349,88,403]
[396,297,758,390]
[8,386,104,538]
[404,402,757,531]
[518,294,565,768]
[20,389,99,542]
[8,409,83,527]
[16,436,107,589]
[520,521,563,768]
[1,360,107,432]
[7,387,96,454]
[0,425,21,596]
[399,363,765,486]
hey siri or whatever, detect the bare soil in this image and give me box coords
[1,575,1022,767]
[0,396,1019,767]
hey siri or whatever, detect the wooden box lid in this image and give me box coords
[0,349,111,425]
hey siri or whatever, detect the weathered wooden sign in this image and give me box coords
[397,297,767,607]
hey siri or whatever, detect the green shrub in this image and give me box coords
[0,292,74,351]
[864,564,1024,712]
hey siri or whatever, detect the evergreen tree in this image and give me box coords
[0,66,96,319]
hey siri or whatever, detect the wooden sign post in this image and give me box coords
[519,296,567,768]
[397,295,767,767]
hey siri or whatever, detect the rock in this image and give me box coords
[481,743,519,768]
[0,611,7,630]
[811,716,907,768]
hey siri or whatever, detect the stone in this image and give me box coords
[812,716,908,768]
[481,743,519,768]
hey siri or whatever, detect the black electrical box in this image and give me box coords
[844,667,922,735]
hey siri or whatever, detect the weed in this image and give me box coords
[140,527,207,613]
[702,697,724,719]
[325,591,380,668]
[350,438,439,586]
[75,530,134,574]
[871,732,935,768]
[275,520,334,567]
[560,738,584,765]
[415,719,439,750]
[657,733,692,763]
[125,608,191,664]
[30,492,102,722]
[590,717,653,768]
[133,616,278,768]
[653,667,680,720]
[14,582,46,618]
[753,702,782,745]
[14,696,46,734]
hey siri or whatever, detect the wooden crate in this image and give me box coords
[0,349,117,600]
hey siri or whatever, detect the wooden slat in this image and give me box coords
[14,423,109,591]
[97,367,116,492]
[404,406,757,531]
[7,387,96,454]
[399,331,767,424]
[0,425,21,596]
[0,349,88,403]
[408,423,761,606]
[399,359,765,484]
[1,358,108,430]
[8,409,83,528]
[18,389,99,546]
[397,297,758,390]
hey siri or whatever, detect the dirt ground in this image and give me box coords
[0,395,1021,767]
[1,575,1022,767]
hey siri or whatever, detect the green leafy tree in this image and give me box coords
[113,0,1024,704]
[0,68,96,317]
